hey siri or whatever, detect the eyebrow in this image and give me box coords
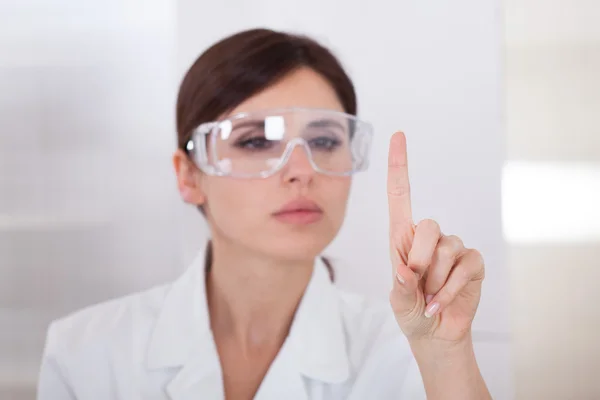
[306,119,347,131]
[231,120,265,130]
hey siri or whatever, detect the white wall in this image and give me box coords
[505,0,600,398]
[177,1,512,398]
[0,1,180,398]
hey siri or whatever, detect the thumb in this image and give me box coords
[390,263,423,324]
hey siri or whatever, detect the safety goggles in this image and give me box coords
[186,108,373,178]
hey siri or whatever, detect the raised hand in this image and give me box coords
[387,132,485,344]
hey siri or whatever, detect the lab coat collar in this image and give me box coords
[287,258,350,383]
[146,244,350,397]
[146,249,212,370]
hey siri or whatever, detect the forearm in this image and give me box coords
[410,334,491,400]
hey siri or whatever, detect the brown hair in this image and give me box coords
[175,28,357,151]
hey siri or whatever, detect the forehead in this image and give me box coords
[226,68,345,117]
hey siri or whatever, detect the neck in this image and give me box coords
[205,239,315,351]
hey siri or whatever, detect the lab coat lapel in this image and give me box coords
[290,258,350,384]
[145,248,224,399]
[165,353,223,400]
[256,258,350,400]
[253,339,309,400]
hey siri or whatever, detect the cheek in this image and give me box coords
[203,179,270,227]
[323,177,352,218]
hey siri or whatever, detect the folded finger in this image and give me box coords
[424,249,485,318]
[407,219,441,279]
[424,235,464,301]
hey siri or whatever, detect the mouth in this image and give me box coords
[273,199,323,225]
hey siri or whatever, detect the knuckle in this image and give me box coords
[418,218,441,235]
[465,249,484,267]
[446,234,464,249]
[388,149,407,167]
[409,256,428,271]
[470,249,484,264]
[436,244,456,262]
[467,249,486,279]
[387,180,410,197]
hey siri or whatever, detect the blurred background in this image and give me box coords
[504,0,600,398]
[0,0,598,399]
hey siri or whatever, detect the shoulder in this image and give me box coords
[38,283,177,398]
[43,282,171,361]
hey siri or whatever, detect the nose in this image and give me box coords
[280,143,316,184]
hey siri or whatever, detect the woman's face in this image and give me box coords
[174,67,352,261]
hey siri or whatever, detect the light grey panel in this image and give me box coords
[0,0,180,393]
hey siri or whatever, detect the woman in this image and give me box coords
[37,28,491,400]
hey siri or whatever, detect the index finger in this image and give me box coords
[387,131,413,226]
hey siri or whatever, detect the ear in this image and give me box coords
[172,149,206,205]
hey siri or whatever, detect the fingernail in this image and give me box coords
[396,272,405,285]
[424,302,440,318]
[425,294,434,304]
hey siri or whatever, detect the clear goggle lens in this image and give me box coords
[187,108,373,178]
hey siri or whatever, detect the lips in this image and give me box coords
[273,199,323,224]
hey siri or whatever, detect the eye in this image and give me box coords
[309,136,341,151]
[235,137,274,150]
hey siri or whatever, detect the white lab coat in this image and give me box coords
[37,246,426,400]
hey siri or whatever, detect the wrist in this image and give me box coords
[408,333,490,400]
[409,333,476,367]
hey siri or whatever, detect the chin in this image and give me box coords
[260,231,334,263]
